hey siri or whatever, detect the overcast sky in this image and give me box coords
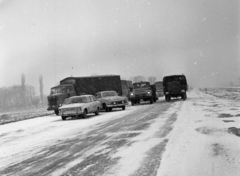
[0,0,239,94]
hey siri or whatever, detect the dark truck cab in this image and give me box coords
[163,74,188,102]
[47,75,122,115]
[129,81,157,105]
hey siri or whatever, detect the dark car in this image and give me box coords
[163,75,188,102]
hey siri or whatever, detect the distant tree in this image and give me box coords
[148,76,156,84]
[21,73,26,107]
[32,96,40,108]
[39,75,44,108]
[133,76,146,83]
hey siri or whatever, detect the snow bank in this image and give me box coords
[158,89,240,176]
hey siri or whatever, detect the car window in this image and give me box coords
[89,96,95,102]
[92,96,96,101]
[96,93,102,99]
[86,96,92,102]
[102,91,117,97]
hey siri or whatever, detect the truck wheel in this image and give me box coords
[150,98,153,104]
[131,101,135,106]
[182,93,187,100]
[165,95,171,102]
[82,109,87,118]
[55,109,59,116]
[61,116,66,120]
[122,106,125,110]
[95,107,99,115]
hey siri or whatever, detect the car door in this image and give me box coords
[86,96,93,113]
[91,96,99,112]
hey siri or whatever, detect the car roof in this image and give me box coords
[96,90,116,93]
[69,95,92,99]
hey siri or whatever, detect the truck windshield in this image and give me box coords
[63,97,87,105]
[133,83,150,89]
[102,91,117,97]
[50,86,73,95]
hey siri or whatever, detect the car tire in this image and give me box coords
[82,109,87,118]
[62,116,66,120]
[109,108,112,111]
[105,107,109,112]
[95,107,99,115]
[122,106,125,110]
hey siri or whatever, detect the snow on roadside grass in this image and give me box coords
[0,108,54,125]
[158,89,240,176]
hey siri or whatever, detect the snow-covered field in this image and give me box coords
[159,88,240,176]
[0,108,54,125]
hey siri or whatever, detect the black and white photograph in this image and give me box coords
[0,0,239,175]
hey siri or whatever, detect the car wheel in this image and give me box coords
[122,106,125,110]
[109,108,112,111]
[105,107,109,112]
[82,109,87,118]
[95,107,99,115]
[61,116,66,120]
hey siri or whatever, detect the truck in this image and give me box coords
[129,81,157,105]
[154,81,164,97]
[47,75,122,115]
[163,74,188,102]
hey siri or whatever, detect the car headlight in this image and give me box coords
[130,93,134,96]
[147,91,151,94]
[76,107,82,113]
[181,90,185,92]
[166,92,169,95]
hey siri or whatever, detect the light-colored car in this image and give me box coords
[59,95,102,120]
[95,91,128,112]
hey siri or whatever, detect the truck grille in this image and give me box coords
[49,97,57,106]
[135,93,147,97]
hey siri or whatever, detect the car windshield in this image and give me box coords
[50,85,73,95]
[133,83,150,89]
[102,91,117,97]
[63,97,87,105]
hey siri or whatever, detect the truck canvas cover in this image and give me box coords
[60,75,122,96]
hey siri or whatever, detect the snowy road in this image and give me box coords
[1,89,240,176]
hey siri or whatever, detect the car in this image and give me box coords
[58,95,102,120]
[95,90,128,112]
[163,74,188,102]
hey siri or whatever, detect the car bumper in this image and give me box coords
[106,103,128,108]
[60,110,83,116]
[130,95,152,100]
